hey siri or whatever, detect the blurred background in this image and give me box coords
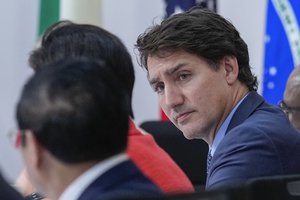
[1,0,297,183]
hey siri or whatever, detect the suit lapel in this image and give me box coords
[226,92,265,134]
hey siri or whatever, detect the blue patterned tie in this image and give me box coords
[207,150,213,173]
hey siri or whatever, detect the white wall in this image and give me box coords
[0,0,267,182]
[0,1,38,181]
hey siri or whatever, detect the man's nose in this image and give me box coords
[164,84,184,109]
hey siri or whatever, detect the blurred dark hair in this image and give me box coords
[29,20,136,117]
[17,58,130,163]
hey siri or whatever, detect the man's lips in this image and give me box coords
[174,111,193,123]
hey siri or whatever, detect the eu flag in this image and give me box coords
[263,0,300,105]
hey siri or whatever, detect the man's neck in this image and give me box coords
[207,84,249,145]
[45,160,98,200]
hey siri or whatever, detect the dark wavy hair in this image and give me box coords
[136,7,257,91]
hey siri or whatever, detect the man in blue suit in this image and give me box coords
[136,7,300,190]
[16,58,161,199]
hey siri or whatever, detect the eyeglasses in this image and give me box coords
[7,129,25,148]
[278,100,300,115]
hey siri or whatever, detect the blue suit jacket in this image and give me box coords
[206,92,300,190]
[78,160,162,200]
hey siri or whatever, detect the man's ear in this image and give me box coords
[24,130,44,169]
[223,55,239,85]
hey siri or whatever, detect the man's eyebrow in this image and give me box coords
[166,63,187,75]
[148,63,188,86]
[149,76,159,86]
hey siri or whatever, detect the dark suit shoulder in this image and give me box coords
[206,94,300,190]
[0,174,24,200]
[78,160,162,200]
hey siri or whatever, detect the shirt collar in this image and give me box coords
[210,93,249,156]
[58,153,128,200]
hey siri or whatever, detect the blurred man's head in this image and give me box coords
[29,20,135,117]
[16,58,130,195]
[283,65,300,131]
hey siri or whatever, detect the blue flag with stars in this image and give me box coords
[263,0,300,105]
